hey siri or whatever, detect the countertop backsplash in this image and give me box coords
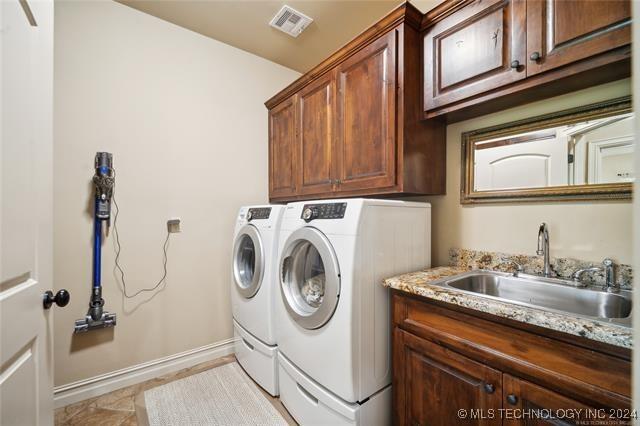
[449,248,633,290]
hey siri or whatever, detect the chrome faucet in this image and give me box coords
[536,223,552,277]
[572,258,618,292]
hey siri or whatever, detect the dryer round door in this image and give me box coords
[279,227,340,330]
[232,224,264,298]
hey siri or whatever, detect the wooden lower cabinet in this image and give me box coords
[502,375,597,426]
[392,291,632,426]
[395,328,502,425]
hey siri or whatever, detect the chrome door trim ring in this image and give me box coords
[232,224,264,298]
[279,227,340,330]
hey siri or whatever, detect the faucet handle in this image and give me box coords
[503,259,524,276]
[602,258,613,267]
[572,267,601,280]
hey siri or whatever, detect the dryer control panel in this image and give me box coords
[301,203,347,222]
[247,207,271,221]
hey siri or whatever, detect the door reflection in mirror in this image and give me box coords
[473,113,635,192]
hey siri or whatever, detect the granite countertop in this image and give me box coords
[383,266,632,349]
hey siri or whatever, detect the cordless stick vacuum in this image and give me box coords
[74,152,117,333]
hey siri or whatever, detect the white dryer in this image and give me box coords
[275,199,431,425]
[231,205,285,396]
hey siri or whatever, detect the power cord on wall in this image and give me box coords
[111,170,171,298]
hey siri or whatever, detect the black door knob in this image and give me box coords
[43,289,70,309]
[483,383,495,394]
[510,60,520,69]
[507,394,518,405]
[530,51,541,61]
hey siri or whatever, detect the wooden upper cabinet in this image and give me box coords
[265,3,445,203]
[526,0,631,76]
[297,72,336,196]
[422,0,631,120]
[424,0,527,112]
[336,30,397,192]
[268,96,297,199]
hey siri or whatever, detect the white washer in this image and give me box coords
[275,199,431,424]
[231,205,285,396]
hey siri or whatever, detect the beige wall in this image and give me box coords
[53,0,299,386]
[418,79,633,267]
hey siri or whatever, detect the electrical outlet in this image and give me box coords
[167,218,181,233]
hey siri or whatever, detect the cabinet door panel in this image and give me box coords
[440,8,505,89]
[502,374,631,426]
[395,329,502,426]
[526,0,631,76]
[269,96,297,198]
[336,30,396,192]
[298,72,335,196]
[424,0,526,111]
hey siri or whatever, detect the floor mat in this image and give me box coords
[144,362,287,426]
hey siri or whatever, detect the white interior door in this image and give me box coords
[1,0,55,424]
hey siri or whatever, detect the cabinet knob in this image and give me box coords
[483,383,495,394]
[510,60,520,69]
[530,51,541,61]
[507,394,518,405]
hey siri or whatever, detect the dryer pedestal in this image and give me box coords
[233,319,278,396]
[278,353,391,426]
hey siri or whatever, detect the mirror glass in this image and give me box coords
[461,97,634,203]
[473,112,635,191]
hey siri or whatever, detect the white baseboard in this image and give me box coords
[53,338,237,408]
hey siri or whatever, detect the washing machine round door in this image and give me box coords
[232,224,264,298]
[280,227,340,330]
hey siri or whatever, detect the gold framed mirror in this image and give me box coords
[461,96,634,204]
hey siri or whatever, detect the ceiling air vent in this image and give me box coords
[269,5,313,38]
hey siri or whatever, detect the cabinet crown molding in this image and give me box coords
[420,0,473,30]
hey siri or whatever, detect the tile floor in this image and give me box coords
[54,355,296,425]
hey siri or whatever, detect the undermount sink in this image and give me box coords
[435,271,632,326]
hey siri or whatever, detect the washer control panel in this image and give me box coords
[301,203,347,222]
[247,207,271,221]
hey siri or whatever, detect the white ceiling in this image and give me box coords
[117,0,442,73]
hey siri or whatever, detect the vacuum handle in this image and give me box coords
[43,289,70,309]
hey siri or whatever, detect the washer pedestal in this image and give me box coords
[278,353,390,425]
[233,319,278,396]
